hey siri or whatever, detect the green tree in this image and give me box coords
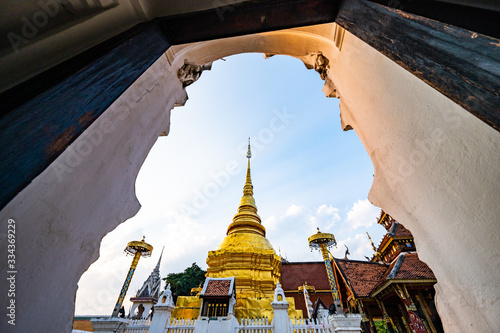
[162,262,206,303]
[374,320,390,333]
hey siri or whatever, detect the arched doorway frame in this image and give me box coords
[0,23,498,333]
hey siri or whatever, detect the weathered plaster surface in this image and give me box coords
[0,55,186,332]
[0,23,498,332]
[333,31,500,332]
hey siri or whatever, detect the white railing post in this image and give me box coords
[149,284,175,333]
[271,282,292,333]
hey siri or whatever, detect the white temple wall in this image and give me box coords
[332,30,500,333]
[0,24,498,332]
[0,54,186,332]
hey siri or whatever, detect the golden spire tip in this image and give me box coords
[246,137,251,159]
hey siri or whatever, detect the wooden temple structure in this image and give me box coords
[283,212,444,333]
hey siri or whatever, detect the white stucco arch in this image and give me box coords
[0,23,498,333]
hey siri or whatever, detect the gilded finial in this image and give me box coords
[366,232,376,252]
[344,244,350,259]
[367,232,382,261]
[247,137,251,159]
[243,138,253,195]
[226,137,265,237]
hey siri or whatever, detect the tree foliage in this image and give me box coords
[374,320,390,333]
[162,262,206,302]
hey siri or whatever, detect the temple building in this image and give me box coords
[149,148,443,332]
[76,145,445,333]
[172,141,302,320]
[331,212,443,333]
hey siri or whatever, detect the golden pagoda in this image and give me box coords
[173,139,301,320]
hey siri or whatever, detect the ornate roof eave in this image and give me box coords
[331,257,357,299]
[376,211,388,225]
[284,288,333,294]
[370,279,438,298]
[378,236,414,256]
[129,296,158,302]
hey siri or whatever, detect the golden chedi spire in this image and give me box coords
[208,138,279,300]
[227,138,266,237]
[175,139,303,320]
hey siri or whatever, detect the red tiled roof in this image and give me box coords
[281,262,332,290]
[335,260,387,297]
[202,279,232,297]
[394,223,413,238]
[281,262,335,313]
[372,252,437,294]
[377,222,414,257]
[387,253,435,280]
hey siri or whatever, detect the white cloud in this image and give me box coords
[285,204,306,217]
[344,199,380,229]
[263,215,279,231]
[265,203,344,262]
[309,204,340,232]
[316,204,340,219]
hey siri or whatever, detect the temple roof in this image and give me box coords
[282,254,436,311]
[392,223,413,238]
[132,247,163,300]
[281,262,332,291]
[380,252,435,281]
[335,259,388,297]
[200,277,235,298]
[376,222,414,259]
[333,253,436,300]
[281,262,335,315]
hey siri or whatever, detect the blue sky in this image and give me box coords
[75,53,386,315]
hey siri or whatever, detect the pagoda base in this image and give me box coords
[235,296,302,320]
[172,296,303,321]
